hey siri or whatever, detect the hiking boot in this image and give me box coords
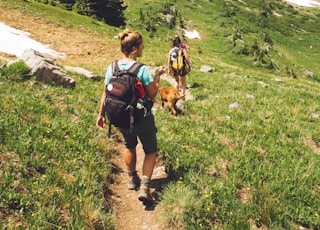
[138,176,153,206]
[139,187,153,206]
[128,171,140,190]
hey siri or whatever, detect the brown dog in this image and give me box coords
[159,87,184,116]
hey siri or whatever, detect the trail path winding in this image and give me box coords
[108,142,168,230]
[0,10,191,229]
[107,73,193,230]
[1,2,318,229]
[0,6,194,229]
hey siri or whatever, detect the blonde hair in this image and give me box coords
[118,29,143,57]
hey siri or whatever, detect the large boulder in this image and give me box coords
[19,49,76,88]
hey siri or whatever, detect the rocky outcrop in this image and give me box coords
[18,49,76,88]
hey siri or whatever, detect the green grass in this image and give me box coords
[2,0,116,35]
[157,69,320,229]
[0,62,114,228]
[1,0,320,229]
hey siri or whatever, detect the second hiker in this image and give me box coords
[168,34,191,97]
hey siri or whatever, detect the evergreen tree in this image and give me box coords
[74,0,93,16]
[72,0,127,26]
[35,0,126,26]
[59,0,76,10]
[59,0,76,3]
[88,0,126,27]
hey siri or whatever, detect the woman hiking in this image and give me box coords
[168,34,191,97]
[96,29,166,205]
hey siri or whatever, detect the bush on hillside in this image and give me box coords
[0,61,30,82]
[35,0,126,26]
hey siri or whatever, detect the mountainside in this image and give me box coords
[122,0,320,79]
[1,0,320,229]
[1,0,320,78]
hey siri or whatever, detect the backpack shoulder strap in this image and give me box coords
[112,61,143,76]
[179,46,185,58]
[127,62,144,75]
[112,60,120,75]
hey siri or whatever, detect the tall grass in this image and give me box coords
[1,0,320,229]
[156,69,320,229]
[158,68,320,229]
[0,61,114,228]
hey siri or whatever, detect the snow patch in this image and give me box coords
[0,22,66,59]
[285,0,320,7]
[182,29,201,39]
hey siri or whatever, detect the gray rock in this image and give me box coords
[200,65,214,72]
[64,66,101,81]
[18,48,75,88]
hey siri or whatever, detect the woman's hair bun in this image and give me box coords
[118,29,131,40]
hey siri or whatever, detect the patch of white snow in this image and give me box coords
[0,22,66,59]
[284,0,320,7]
[182,29,201,39]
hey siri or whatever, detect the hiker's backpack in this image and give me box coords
[170,46,184,71]
[104,61,147,136]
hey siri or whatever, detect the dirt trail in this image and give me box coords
[0,7,193,229]
[0,6,114,67]
[108,142,168,230]
[108,73,193,230]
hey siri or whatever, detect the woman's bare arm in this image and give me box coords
[145,65,167,100]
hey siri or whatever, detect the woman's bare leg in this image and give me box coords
[174,75,179,91]
[124,147,137,172]
[181,76,186,96]
[142,152,157,178]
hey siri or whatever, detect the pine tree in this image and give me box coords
[88,0,126,27]
[72,0,126,26]
[74,0,93,16]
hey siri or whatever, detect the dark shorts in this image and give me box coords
[119,115,157,154]
[170,70,188,77]
[170,67,189,77]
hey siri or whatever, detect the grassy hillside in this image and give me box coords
[124,0,320,77]
[1,0,320,229]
